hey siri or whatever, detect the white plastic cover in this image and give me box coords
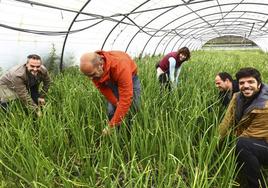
[1,0,268,70]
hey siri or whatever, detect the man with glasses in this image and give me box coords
[0,54,51,115]
[80,50,141,135]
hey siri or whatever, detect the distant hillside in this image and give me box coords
[204,35,257,46]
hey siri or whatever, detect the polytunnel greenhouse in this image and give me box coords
[1,0,268,187]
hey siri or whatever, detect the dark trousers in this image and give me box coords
[107,75,141,127]
[158,73,171,91]
[236,137,268,188]
[0,85,40,111]
[29,84,40,105]
[0,101,8,112]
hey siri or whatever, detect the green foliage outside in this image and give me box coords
[43,44,60,76]
[0,50,268,187]
[42,44,76,76]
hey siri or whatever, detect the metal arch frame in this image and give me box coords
[12,0,95,71]
[100,0,151,50]
[173,17,260,50]
[4,0,268,61]
[168,13,268,52]
[190,33,258,50]
[59,0,92,71]
[151,10,268,55]
[138,2,239,56]
[101,0,213,51]
[124,0,213,52]
[124,0,215,53]
[125,2,268,56]
[164,5,268,54]
[159,18,258,53]
[163,21,264,54]
[179,18,265,49]
[175,31,259,52]
[124,3,180,53]
[160,15,268,54]
[170,28,259,53]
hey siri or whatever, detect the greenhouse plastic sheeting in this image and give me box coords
[1,0,268,70]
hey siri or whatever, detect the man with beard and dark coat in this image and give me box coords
[215,72,239,107]
[0,54,51,116]
[218,67,268,188]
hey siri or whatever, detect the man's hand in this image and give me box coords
[36,109,42,117]
[38,97,45,106]
[102,126,113,136]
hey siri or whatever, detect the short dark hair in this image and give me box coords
[27,54,41,60]
[217,72,233,82]
[235,67,262,84]
[177,47,190,60]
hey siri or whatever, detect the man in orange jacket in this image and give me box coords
[80,50,141,135]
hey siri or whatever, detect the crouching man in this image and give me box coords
[0,54,51,116]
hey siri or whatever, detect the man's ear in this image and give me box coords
[258,83,261,89]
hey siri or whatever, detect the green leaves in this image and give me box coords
[0,50,267,187]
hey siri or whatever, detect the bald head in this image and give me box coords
[80,52,104,80]
[80,52,97,74]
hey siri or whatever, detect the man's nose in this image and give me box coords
[243,82,250,87]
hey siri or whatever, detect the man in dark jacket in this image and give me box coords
[215,72,239,107]
[0,54,51,115]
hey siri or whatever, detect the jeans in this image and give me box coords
[0,101,8,112]
[30,84,40,105]
[236,137,268,188]
[158,73,171,91]
[107,75,141,125]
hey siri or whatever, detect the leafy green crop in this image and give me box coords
[0,50,267,187]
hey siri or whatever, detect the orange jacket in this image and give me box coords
[93,51,137,127]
